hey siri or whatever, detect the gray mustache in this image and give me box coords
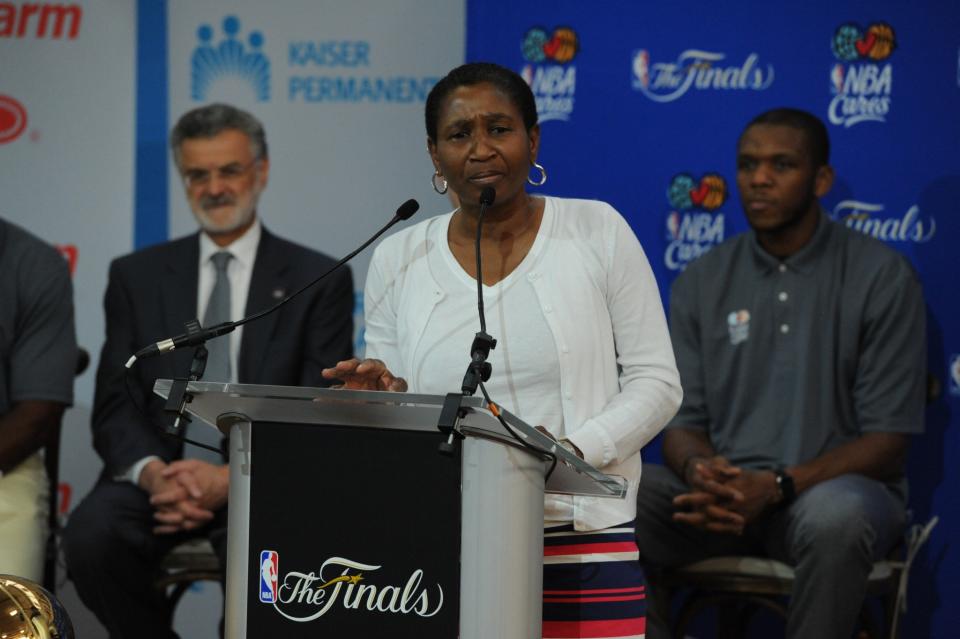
[201,194,235,210]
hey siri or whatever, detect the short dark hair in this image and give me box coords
[742,108,830,168]
[425,62,538,142]
[170,103,268,167]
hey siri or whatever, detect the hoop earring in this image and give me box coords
[528,161,547,187]
[431,170,448,195]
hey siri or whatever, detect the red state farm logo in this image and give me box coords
[0,3,82,39]
[0,95,27,144]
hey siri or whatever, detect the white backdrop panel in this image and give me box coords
[167,0,466,353]
[0,2,136,635]
[0,0,135,533]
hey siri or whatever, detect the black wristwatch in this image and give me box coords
[774,469,796,505]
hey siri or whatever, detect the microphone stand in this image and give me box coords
[161,321,206,437]
[125,198,420,368]
[438,188,496,454]
[125,198,421,451]
[126,319,221,454]
[435,188,559,479]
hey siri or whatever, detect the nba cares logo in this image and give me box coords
[522,26,579,64]
[259,550,278,603]
[667,173,727,212]
[0,95,28,144]
[727,310,751,345]
[520,25,579,123]
[664,172,727,271]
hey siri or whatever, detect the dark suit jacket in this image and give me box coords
[91,226,354,477]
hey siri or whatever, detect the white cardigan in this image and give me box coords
[364,196,682,530]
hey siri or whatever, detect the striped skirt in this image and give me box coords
[542,522,646,639]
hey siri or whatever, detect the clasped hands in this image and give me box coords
[140,459,228,534]
[672,456,778,535]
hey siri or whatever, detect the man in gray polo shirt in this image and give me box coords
[635,108,926,639]
[0,217,76,580]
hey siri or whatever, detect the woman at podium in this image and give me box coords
[324,62,681,639]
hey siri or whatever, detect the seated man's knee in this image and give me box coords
[790,476,881,561]
[63,483,147,573]
[63,496,112,574]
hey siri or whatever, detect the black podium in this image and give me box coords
[154,380,626,639]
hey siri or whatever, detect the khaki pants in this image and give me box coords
[0,453,48,581]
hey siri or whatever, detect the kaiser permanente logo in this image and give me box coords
[192,16,269,101]
[190,15,439,104]
[520,26,579,122]
[828,22,896,127]
[631,49,774,102]
[664,173,727,271]
[832,200,935,243]
[259,553,444,623]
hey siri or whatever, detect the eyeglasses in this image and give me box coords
[181,159,260,190]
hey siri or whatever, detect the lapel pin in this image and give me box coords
[272,288,286,300]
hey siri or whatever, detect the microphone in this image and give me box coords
[474,187,495,334]
[479,185,496,207]
[459,187,497,396]
[126,198,420,368]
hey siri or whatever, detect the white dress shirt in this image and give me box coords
[123,220,262,485]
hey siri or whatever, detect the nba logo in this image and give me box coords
[259,550,278,603]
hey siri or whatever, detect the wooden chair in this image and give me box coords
[656,517,937,639]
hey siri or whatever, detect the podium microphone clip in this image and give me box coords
[437,392,467,456]
[162,319,207,436]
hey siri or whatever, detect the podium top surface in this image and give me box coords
[154,379,627,499]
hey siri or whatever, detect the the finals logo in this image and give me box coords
[664,173,727,271]
[191,16,270,102]
[828,22,895,127]
[632,48,774,102]
[520,26,579,122]
[258,553,444,623]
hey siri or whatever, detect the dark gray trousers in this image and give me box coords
[62,480,227,639]
[635,464,906,639]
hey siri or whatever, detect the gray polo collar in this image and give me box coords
[749,208,833,276]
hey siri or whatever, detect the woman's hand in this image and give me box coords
[535,425,584,459]
[322,358,408,392]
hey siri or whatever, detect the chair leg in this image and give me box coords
[717,601,741,639]
[732,602,762,638]
[857,602,881,639]
[883,590,899,639]
[42,531,58,592]
[645,573,675,638]
[675,592,789,639]
[161,582,192,626]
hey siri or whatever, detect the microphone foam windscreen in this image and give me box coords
[479,186,496,206]
[396,198,420,220]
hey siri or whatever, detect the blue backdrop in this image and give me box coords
[467,1,958,637]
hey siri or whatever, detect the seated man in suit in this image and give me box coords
[0,217,76,581]
[635,108,926,639]
[64,103,354,638]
